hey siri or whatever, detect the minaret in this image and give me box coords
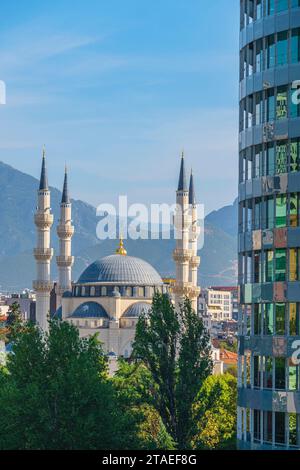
[56,166,74,307]
[188,170,200,312]
[173,153,191,309]
[33,149,54,331]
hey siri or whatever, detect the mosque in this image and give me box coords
[33,151,202,359]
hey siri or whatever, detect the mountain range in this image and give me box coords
[0,161,238,291]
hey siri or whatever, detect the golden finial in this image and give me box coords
[116,235,127,256]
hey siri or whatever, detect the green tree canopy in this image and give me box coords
[132,293,213,449]
[0,320,139,450]
[192,373,237,450]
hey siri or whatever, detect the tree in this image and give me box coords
[114,360,175,450]
[192,373,237,450]
[0,320,139,450]
[132,293,213,449]
[4,301,23,343]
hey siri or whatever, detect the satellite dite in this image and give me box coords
[0,80,6,104]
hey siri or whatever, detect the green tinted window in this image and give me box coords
[276,195,287,227]
[275,249,286,282]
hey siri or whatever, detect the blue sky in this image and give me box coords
[0,0,239,214]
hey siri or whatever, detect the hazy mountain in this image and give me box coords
[0,161,237,291]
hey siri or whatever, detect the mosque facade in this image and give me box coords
[33,151,201,359]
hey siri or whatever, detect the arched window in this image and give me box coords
[138,287,144,297]
[126,286,132,297]
[81,286,86,296]
[101,286,107,296]
[90,286,95,296]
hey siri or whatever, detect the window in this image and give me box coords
[275,142,287,173]
[275,358,286,390]
[267,35,275,68]
[276,195,287,227]
[277,0,289,13]
[275,302,286,335]
[266,197,274,229]
[101,286,107,296]
[267,0,275,15]
[256,39,263,72]
[264,304,274,335]
[275,412,286,445]
[267,89,275,120]
[291,28,300,64]
[254,304,262,334]
[254,355,261,387]
[277,32,288,66]
[290,193,299,226]
[288,359,299,390]
[90,286,95,296]
[125,286,132,296]
[264,357,273,389]
[254,252,261,282]
[255,92,263,125]
[290,140,300,173]
[289,303,299,336]
[266,250,274,282]
[267,143,275,176]
[264,411,273,443]
[254,146,262,177]
[290,249,299,281]
[276,87,288,120]
[254,410,261,442]
[275,250,286,282]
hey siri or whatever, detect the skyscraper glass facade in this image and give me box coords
[238,0,300,449]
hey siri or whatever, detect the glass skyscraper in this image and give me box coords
[238,0,300,449]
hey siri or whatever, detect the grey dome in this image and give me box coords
[122,302,152,318]
[70,302,109,318]
[77,255,162,286]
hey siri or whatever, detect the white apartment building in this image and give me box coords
[206,289,232,322]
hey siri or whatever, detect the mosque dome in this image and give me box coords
[70,301,109,318]
[122,302,152,318]
[77,254,163,286]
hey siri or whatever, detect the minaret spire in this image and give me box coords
[189,169,196,205]
[177,151,188,191]
[33,148,54,331]
[39,147,48,190]
[56,166,74,309]
[61,164,70,204]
